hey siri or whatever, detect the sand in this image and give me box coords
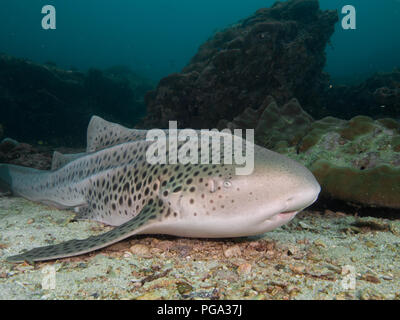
[0,196,399,300]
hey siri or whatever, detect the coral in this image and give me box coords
[297,115,400,154]
[216,93,400,209]
[142,0,338,129]
[218,96,313,149]
[298,116,347,153]
[338,116,376,141]
[282,114,400,209]
[311,161,400,209]
[392,136,400,152]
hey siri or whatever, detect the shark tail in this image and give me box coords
[0,163,46,197]
[0,164,12,192]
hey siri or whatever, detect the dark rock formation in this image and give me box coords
[0,139,52,170]
[319,69,400,120]
[0,55,153,147]
[0,138,85,170]
[142,0,338,129]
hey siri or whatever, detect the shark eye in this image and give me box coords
[223,181,232,188]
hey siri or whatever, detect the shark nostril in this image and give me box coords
[285,197,295,210]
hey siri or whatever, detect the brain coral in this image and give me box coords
[218,96,313,149]
[283,115,400,209]
[311,160,400,209]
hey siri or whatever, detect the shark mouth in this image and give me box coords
[280,210,299,215]
[276,210,299,221]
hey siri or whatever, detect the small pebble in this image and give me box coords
[150,247,163,255]
[176,281,193,295]
[123,252,132,258]
[298,221,312,230]
[364,241,376,248]
[287,244,299,256]
[237,263,252,275]
[314,239,326,248]
[223,245,241,258]
[130,244,151,257]
[289,264,305,274]
[361,273,381,284]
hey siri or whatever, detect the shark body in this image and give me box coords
[1,116,320,263]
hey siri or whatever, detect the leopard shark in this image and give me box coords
[1,116,320,263]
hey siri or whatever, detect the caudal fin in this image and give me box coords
[0,163,46,197]
[0,164,13,192]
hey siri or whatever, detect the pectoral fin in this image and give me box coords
[6,199,163,263]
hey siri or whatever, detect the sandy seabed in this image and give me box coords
[0,196,399,300]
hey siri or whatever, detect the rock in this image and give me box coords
[142,0,338,129]
[156,240,174,251]
[0,140,52,170]
[319,68,400,120]
[223,245,242,258]
[0,138,19,153]
[129,244,151,257]
[176,281,193,295]
[0,54,153,147]
[214,269,239,282]
[237,263,252,275]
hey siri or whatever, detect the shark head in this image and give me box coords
[145,144,321,238]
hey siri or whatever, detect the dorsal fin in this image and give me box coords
[86,116,148,153]
[51,151,85,170]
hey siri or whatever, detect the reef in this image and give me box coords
[285,115,400,209]
[218,96,313,149]
[213,93,400,209]
[0,139,52,170]
[318,69,400,120]
[142,0,338,128]
[214,92,400,210]
[0,55,154,147]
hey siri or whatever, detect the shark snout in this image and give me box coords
[284,179,321,213]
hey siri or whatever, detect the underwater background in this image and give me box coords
[0,0,400,300]
[0,0,399,82]
[0,0,399,211]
